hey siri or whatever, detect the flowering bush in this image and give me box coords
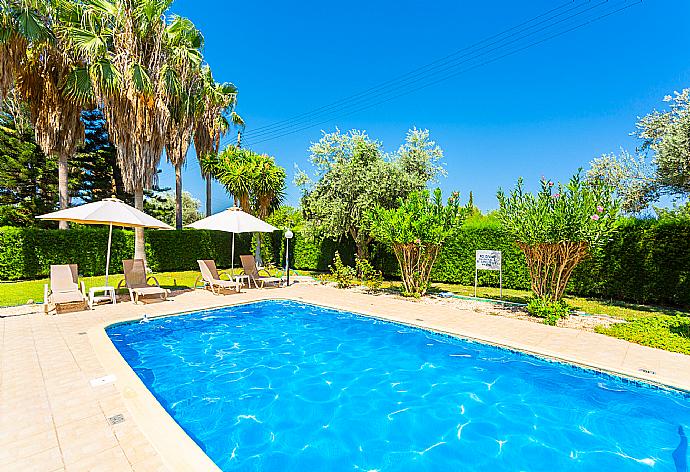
[497,172,619,300]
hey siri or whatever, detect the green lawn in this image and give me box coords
[0,269,249,307]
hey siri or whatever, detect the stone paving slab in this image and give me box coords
[1,284,689,471]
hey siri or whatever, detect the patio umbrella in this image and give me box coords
[37,197,173,286]
[186,207,277,274]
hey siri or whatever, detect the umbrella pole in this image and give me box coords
[105,223,113,287]
[231,232,235,277]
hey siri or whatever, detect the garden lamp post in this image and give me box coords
[285,229,294,286]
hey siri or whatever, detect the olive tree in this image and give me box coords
[296,127,445,261]
[588,89,690,213]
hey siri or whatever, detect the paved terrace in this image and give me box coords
[2,284,690,471]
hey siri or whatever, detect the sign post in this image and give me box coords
[475,250,502,298]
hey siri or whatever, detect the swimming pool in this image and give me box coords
[107,299,689,471]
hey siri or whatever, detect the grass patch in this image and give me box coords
[0,268,258,307]
[595,316,690,355]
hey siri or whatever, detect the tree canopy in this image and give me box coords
[144,191,202,227]
[296,127,445,260]
[588,89,690,213]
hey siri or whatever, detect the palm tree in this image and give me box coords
[205,147,285,264]
[1,0,85,229]
[62,0,195,261]
[193,67,239,216]
[164,16,204,229]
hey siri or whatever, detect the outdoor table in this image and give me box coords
[89,286,117,308]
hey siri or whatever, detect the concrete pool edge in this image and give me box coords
[88,324,223,472]
[88,289,690,471]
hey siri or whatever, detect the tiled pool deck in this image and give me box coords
[2,283,690,471]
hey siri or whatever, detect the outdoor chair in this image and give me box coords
[240,255,282,288]
[196,259,242,295]
[117,259,168,304]
[44,264,89,314]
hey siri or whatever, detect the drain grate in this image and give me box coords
[639,368,656,375]
[108,414,125,425]
[78,332,87,335]
[415,318,425,322]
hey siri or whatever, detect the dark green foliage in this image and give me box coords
[72,109,130,203]
[570,218,690,306]
[0,226,133,279]
[0,226,251,280]
[292,235,356,272]
[0,109,130,228]
[595,316,690,355]
[0,125,59,227]
[144,230,251,272]
[527,297,570,325]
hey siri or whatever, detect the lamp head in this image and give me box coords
[285,229,294,239]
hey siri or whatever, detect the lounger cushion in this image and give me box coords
[258,277,281,284]
[212,279,239,289]
[52,291,85,304]
[132,286,166,296]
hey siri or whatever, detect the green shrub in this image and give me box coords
[368,189,466,297]
[595,316,690,355]
[329,251,356,288]
[355,256,383,290]
[527,297,571,325]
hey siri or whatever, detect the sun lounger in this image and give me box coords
[118,259,168,303]
[196,259,242,294]
[44,264,88,314]
[240,255,282,288]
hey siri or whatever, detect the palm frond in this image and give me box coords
[61,66,94,105]
[130,62,153,96]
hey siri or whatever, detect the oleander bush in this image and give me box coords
[496,172,619,301]
[368,189,466,297]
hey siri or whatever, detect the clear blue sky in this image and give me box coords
[159,0,690,213]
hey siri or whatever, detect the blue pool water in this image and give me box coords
[107,300,690,471]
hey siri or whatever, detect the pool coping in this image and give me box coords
[88,291,690,471]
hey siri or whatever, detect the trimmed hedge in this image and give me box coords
[0,226,251,279]
[2,218,690,307]
[570,219,690,307]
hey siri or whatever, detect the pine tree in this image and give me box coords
[0,123,59,226]
[72,109,131,204]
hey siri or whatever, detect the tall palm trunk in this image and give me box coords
[134,183,146,264]
[175,162,183,229]
[57,153,69,229]
[205,175,212,216]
